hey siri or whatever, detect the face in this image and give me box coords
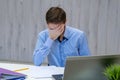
[47,23,65,30]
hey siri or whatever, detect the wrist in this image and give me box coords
[49,36,57,40]
[45,37,54,48]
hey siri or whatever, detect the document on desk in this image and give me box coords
[28,66,64,79]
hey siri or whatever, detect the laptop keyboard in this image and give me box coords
[52,74,63,80]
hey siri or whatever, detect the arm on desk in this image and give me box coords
[33,33,54,66]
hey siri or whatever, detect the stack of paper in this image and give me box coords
[27,66,64,79]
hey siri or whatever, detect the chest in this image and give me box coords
[51,39,80,56]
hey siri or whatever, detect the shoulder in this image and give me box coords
[38,29,48,36]
[67,26,84,36]
[38,29,48,40]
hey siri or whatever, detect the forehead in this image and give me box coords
[48,23,63,29]
[48,23,58,26]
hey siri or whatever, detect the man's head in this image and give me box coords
[46,7,66,30]
[46,7,66,40]
[46,7,66,24]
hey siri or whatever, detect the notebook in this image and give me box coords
[0,68,26,80]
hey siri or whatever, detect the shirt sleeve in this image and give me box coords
[79,32,90,56]
[33,33,54,66]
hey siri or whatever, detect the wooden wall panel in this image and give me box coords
[97,0,108,55]
[0,0,120,63]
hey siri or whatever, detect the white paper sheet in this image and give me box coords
[27,66,64,79]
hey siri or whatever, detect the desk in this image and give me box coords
[0,61,64,80]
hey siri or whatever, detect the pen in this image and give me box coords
[14,68,29,72]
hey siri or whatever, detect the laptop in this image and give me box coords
[52,54,120,80]
[63,54,120,80]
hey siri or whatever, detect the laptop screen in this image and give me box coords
[63,54,120,80]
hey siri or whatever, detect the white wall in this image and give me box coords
[0,0,120,63]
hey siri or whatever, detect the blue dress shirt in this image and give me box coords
[33,26,90,67]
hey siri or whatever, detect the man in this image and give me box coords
[33,7,90,67]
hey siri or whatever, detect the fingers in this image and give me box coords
[56,24,64,30]
[59,26,64,33]
[58,24,64,33]
[50,24,64,34]
[48,24,65,40]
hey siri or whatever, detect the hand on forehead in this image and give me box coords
[48,23,64,30]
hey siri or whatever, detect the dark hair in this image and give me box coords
[46,7,66,24]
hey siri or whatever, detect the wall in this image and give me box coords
[0,0,120,63]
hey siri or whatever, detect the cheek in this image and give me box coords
[62,24,65,28]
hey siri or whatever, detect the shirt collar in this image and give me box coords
[57,26,69,42]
